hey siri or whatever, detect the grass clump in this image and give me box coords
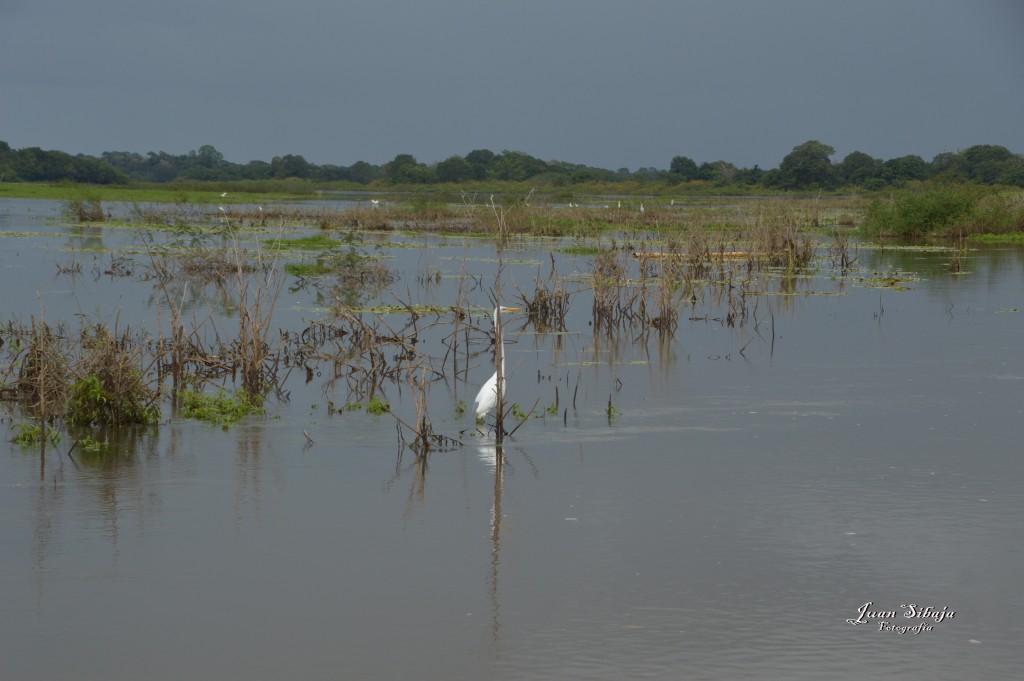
[70,326,161,426]
[62,195,106,223]
[3,320,159,429]
[178,388,263,428]
[284,261,336,277]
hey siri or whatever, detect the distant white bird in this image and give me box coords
[474,306,522,420]
[640,203,645,213]
[220,192,228,198]
[370,199,380,207]
[617,201,621,209]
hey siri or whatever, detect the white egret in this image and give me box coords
[370,199,380,207]
[474,306,521,420]
[220,192,228,198]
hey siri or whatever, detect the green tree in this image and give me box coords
[632,167,666,182]
[11,147,125,184]
[491,150,548,181]
[346,160,379,184]
[242,160,273,180]
[313,164,349,182]
[194,144,225,169]
[382,154,436,183]
[1,140,20,180]
[960,144,1014,183]
[382,153,420,183]
[930,152,968,182]
[271,154,311,179]
[777,140,838,189]
[144,151,184,182]
[881,155,927,185]
[837,151,882,186]
[436,155,474,182]
[570,166,617,183]
[669,155,699,181]
[465,149,496,164]
[694,160,738,185]
[735,165,765,185]
[996,155,1024,186]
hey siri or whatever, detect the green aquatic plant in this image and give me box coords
[606,396,622,422]
[365,396,390,415]
[79,436,109,454]
[509,402,528,420]
[178,389,263,428]
[10,422,61,447]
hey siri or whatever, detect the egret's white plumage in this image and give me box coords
[474,306,520,419]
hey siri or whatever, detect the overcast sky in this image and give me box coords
[2,0,1022,171]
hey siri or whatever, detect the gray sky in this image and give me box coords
[2,0,1023,171]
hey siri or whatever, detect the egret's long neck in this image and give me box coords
[496,310,505,375]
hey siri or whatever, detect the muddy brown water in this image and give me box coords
[2,197,1023,680]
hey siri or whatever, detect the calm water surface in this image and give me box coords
[2,197,1023,680]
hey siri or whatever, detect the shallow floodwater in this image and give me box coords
[2,197,1024,680]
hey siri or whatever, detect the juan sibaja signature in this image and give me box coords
[847,602,955,634]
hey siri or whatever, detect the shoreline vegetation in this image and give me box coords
[1,177,1022,241]
[1,138,1022,238]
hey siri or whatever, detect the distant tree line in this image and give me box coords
[0,140,127,184]
[753,140,1024,190]
[2,138,1023,190]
